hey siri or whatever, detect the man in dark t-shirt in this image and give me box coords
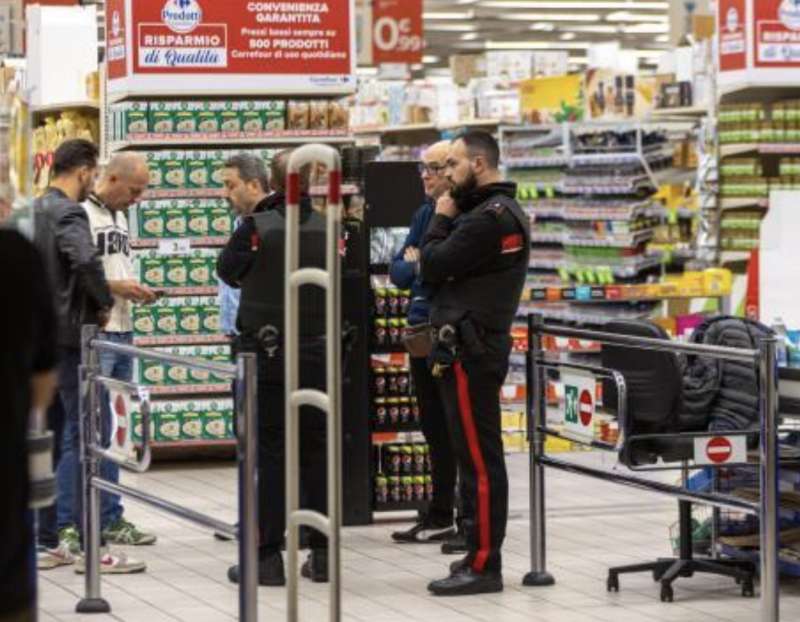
[0,228,58,621]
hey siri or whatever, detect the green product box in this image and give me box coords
[263,100,286,131]
[149,102,182,133]
[202,405,228,440]
[140,358,165,385]
[181,409,204,441]
[139,207,165,238]
[147,154,165,189]
[208,206,233,237]
[175,102,204,133]
[155,412,182,442]
[187,206,210,237]
[199,102,227,133]
[164,207,187,237]
[220,102,244,133]
[165,256,188,288]
[207,254,218,285]
[154,306,178,335]
[187,254,212,287]
[186,154,211,189]
[240,101,266,133]
[210,352,231,382]
[163,157,187,189]
[131,411,155,443]
[178,304,202,335]
[140,256,166,287]
[121,102,149,136]
[201,302,220,334]
[132,306,156,336]
[226,411,235,439]
[209,151,227,187]
[165,361,190,385]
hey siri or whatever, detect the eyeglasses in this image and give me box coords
[418,162,446,176]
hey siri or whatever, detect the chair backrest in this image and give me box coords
[601,320,684,465]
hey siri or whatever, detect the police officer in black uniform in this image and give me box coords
[421,131,530,596]
[217,150,330,587]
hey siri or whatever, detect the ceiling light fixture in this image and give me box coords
[422,11,475,20]
[422,55,441,64]
[497,13,600,22]
[605,11,668,22]
[478,1,668,9]
[560,32,577,40]
[485,40,591,50]
[426,23,478,32]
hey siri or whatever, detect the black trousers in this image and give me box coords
[410,355,462,525]
[436,338,510,574]
[255,342,328,557]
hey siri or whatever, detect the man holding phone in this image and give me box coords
[81,152,158,551]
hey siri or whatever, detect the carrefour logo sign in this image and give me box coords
[780,0,800,31]
[162,0,202,34]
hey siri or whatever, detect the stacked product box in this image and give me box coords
[144,148,277,191]
[108,98,349,140]
[131,398,235,444]
[133,296,220,339]
[134,248,220,290]
[374,442,433,507]
[132,198,235,241]
[135,344,231,386]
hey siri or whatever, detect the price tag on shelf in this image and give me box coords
[157,239,191,255]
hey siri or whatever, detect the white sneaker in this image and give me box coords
[37,543,77,570]
[75,549,147,575]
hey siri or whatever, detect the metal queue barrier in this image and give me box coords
[75,325,259,621]
[284,145,343,622]
[523,314,781,622]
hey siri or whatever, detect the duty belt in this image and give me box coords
[431,324,459,378]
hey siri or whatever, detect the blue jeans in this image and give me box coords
[55,333,131,532]
[96,332,133,527]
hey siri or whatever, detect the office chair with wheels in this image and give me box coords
[601,319,755,603]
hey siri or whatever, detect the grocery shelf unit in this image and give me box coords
[103,87,355,457]
[500,121,702,329]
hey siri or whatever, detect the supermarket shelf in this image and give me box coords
[649,106,709,118]
[720,250,756,263]
[373,500,428,513]
[134,334,229,347]
[143,188,226,200]
[140,286,217,296]
[150,439,235,449]
[352,123,436,135]
[720,143,800,157]
[522,283,729,304]
[372,422,422,434]
[131,236,228,249]
[505,155,570,169]
[147,383,230,396]
[438,118,501,130]
[719,197,769,210]
[32,100,100,114]
[110,130,352,149]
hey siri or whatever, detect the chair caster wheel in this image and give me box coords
[606,575,619,593]
[660,583,674,603]
[742,579,755,598]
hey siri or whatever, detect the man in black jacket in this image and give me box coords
[33,139,138,572]
[218,150,329,587]
[422,131,530,596]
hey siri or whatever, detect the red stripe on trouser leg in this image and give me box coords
[453,361,491,573]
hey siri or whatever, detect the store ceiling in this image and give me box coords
[421,0,673,71]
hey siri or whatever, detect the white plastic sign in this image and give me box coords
[560,369,596,442]
[693,435,748,466]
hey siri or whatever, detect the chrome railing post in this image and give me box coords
[76,325,110,614]
[236,352,259,622]
[523,314,555,587]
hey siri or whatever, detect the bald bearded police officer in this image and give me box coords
[217,151,330,587]
[422,131,530,596]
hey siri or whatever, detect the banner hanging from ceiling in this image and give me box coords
[106,0,356,96]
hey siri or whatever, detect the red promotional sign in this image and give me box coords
[755,0,800,67]
[108,0,355,95]
[706,437,733,464]
[372,0,423,65]
[718,0,747,72]
[106,0,128,79]
[579,389,593,427]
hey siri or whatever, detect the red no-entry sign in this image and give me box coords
[706,436,733,464]
[579,389,593,427]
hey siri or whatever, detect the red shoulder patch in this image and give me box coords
[501,233,524,254]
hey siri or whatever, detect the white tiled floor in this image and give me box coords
[39,452,800,621]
